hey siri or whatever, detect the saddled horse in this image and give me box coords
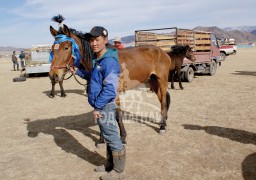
[167,45,196,90]
[49,23,172,144]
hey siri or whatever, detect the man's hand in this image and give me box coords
[93,110,102,119]
[69,67,76,75]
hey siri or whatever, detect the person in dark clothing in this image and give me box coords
[19,51,25,70]
[12,51,19,71]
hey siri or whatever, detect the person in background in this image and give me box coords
[12,51,19,71]
[113,37,125,49]
[19,51,25,70]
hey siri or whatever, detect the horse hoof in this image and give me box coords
[159,129,166,134]
[122,142,127,146]
[96,143,105,148]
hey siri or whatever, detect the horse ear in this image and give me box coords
[50,26,58,37]
[62,24,71,37]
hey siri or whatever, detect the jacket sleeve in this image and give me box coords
[89,58,120,110]
[76,69,90,80]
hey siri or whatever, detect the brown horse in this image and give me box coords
[49,24,171,144]
[167,45,196,90]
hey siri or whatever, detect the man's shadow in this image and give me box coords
[25,109,166,165]
[25,111,105,166]
[183,124,256,179]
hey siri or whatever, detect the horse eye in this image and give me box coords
[65,46,69,50]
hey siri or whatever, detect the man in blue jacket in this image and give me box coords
[72,26,125,180]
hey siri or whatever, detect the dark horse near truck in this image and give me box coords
[167,45,196,90]
[48,20,172,144]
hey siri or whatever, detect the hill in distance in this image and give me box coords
[1,26,256,50]
[112,26,256,45]
[194,26,256,43]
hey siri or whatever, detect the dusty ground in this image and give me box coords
[0,48,256,180]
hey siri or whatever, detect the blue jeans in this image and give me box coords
[20,60,25,68]
[97,102,124,152]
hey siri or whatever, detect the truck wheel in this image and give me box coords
[181,72,185,81]
[209,61,217,76]
[185,67,194,82]
[220,52,226,61]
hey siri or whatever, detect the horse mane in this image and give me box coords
[170,45,188,55]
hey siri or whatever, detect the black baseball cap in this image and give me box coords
[85,26,108,38]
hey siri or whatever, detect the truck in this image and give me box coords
[25,45,51,77]
[135,27,221,82]
[219,38,237,60]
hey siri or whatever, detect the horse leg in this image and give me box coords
[170,70,175,89]
[155,75,170,133]
[59,80,66,97]
[158,83,169,134]
[49,76,56,98]
[115,96,127,144]
[149,75,169,133]
[177,68,184,90]
[96,126,106,148]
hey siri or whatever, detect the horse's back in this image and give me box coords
[118,45,170,65]
[117,45,171,90]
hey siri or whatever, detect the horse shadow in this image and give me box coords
[120,110,160,133]
[25,111,105,166]
[183,124,256,179]
[42,89,86,97]
[231,71,256,76]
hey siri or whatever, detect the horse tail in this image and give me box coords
[166,91,171,111]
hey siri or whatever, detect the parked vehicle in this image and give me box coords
[219,38,237,60]
[135,27,221,82]
[25,44,51,77]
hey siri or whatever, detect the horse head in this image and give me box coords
[49,24,84,82]
[184,45,196,62]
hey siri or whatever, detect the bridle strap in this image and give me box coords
[50,55,73,70]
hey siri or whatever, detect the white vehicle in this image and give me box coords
[25,44,51,76]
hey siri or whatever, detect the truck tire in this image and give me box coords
[220,52,226,61]
[185,67,194,82]
[13,77,26,82]
[209,61,217,76]
[181,72,185,81]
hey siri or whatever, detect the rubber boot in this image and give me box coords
[100,149,126,180]
[95,145,113,172]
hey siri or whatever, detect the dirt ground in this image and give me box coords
[0,48,256,180]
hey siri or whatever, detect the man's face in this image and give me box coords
[90,36,108,53]
[114,42,121,46]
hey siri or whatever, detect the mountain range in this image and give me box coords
[113,26,256,46]
[1,26,256,52]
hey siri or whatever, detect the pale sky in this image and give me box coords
[0,0,255,48]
